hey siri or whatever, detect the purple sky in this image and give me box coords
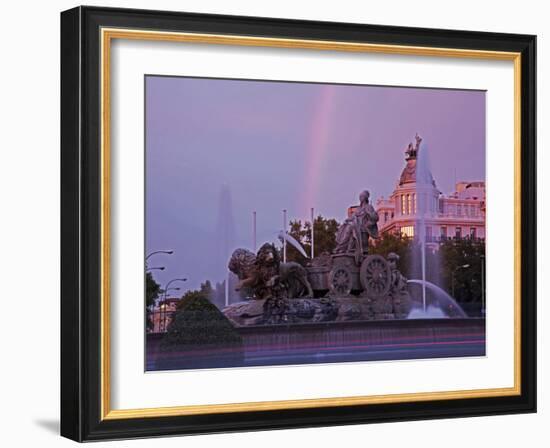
[145,76,485,293]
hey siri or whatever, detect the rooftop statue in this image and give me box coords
[415,132,422,149]
[405,133,423,160]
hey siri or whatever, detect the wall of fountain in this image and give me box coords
[235,318,485,357]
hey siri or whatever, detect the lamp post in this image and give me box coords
[161,278,187,332]
[451,263,470,298]
[163,278,187,302]
[480,254,486,316]
[310,207,315,259]
[282,209,287,263]
[146,250,174,260]
[252,211,257,253]
[145,250,173,271]
[145,251,173,332]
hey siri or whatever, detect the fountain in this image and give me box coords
[407,279,468,318]
[407,305,447,319]
[413,133,433,311]
[224,190,414,324]
[215,184,236,306]
[223,183,468,324]
[404,135,466,318]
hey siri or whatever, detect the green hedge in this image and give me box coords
[161,295,242,351]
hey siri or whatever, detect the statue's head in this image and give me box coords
[228,248,256,279]
[359,190,370,203]
[387,252,400,269]
[256,243,280,268]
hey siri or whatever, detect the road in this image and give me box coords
[147,332,485,371]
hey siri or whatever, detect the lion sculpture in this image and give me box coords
[228,243,313,300]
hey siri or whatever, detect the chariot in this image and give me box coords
[307,253,392,298]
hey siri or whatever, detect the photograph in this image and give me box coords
[56,5,537,441]
[144,76,488,371]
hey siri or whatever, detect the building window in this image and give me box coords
[470,227,477,239]
[457,204,462,216]
[401,225,414,238]
[426,226,432,241]
[455,227,462,239]
[413,193,417,214]
[440,226,447,240]
[401,195,406,215]
[384,212,388,222]
[407,194,412,215]
[471,205,477,217]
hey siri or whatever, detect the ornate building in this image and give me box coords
[374,134,485,245]
[149,297,180,333]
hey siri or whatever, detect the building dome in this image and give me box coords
[398,134,436,187]
[398,158,436,186]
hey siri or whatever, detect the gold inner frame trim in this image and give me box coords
[100,27,522,421]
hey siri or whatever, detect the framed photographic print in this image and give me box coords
[60,6,536,441]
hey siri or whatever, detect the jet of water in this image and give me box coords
[415,135,432,311]
[408,305,448,319]
[407,279,468,318]
[216,184,236,306]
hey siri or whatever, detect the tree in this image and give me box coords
[172,281,217,311]
[369,232,412,277]
[145,272,161,330]
[440,238,485,306]
[370,234,485,313]
[162,288,242,351]
[286,215,340,265]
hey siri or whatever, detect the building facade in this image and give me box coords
[148,297,180,333]
[374,135,485,245]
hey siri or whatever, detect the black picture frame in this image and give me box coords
[61,5,536,442]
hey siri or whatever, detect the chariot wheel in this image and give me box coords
[360,254,391,298]
[329,265,353,297]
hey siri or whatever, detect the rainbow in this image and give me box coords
[299,84,336,218]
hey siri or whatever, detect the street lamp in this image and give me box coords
[282,209,287,263]
[480,254,486,316]
[160,278,188,332]
[163,287,181,305]
[310,207,315,259]
[252,211,257,253]
[163,278,188,301]
[451,263,470,298]
[145,250,174,271]
[146,250,174,260]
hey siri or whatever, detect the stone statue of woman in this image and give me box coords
[334,190,379,260]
